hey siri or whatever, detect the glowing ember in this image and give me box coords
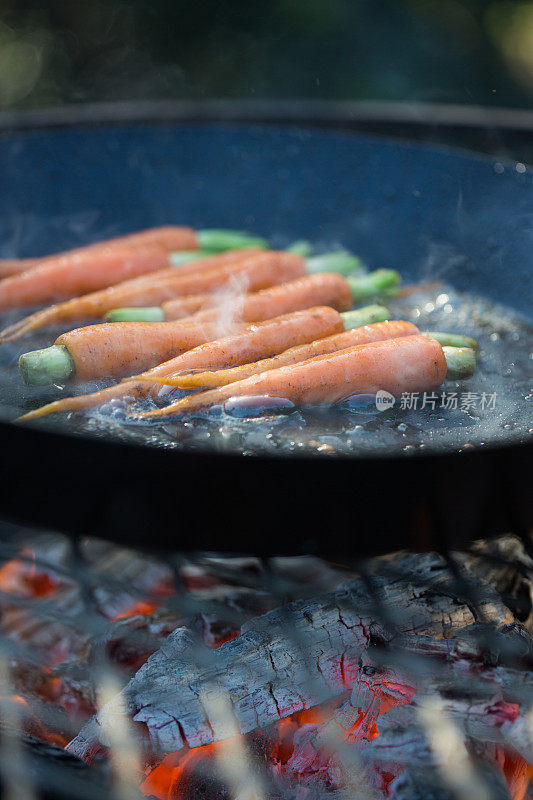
[112,600,160,620]
[3,695,67,748]
[0,551,62,598]
[0,542,530,800]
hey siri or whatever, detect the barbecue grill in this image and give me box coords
[0,102,531,800]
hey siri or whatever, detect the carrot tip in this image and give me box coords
[16,397,74,421]
[17,407,50,422]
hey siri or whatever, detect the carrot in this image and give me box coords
[161,319,420,389]
[0,244,174,311]
[104,271,348,323]
[1,250,301,343]
[0,226,200,280]
[105,271,353,324]
[0,258,39,279]
[20,319,247,384]
[136,335,448,419]
[105,267,401,323]
[18,307,343,421]
[0,226,267,287]
[164,272,354,323]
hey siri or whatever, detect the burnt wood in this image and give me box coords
[67,552,516,759]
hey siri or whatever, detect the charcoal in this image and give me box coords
[6,690,74,743]
[269,557,352,594]
[0,536,175,660]
[0,728,116,800]
[459,535,533,627]
[388,772,468,800]
[359,706,513,800]
[67,552,514,759]
[11,659,96,722]
[2,534,531,799]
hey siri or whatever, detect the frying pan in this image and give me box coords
[0,115,530,557]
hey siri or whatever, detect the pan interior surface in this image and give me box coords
[0,123,530,459]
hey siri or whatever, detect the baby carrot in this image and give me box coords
[106,267,400,323]
[163,272,353,324]
[0,258,39,279]
[0,226,196,280]
[17,306,343,421]
[0,244,173,312]
[160,318,417,390]
[0,227,268,301]
[104,271,354,325]
[136,335,449,419]
[19,320,247,384]
[1,251,302,343]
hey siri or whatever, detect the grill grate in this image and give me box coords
[0,521,531,800]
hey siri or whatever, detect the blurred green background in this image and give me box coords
[0,0,531,111]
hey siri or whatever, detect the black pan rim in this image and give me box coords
[4,413,531,465]
[1,98,533,133]
[1,110,531,177]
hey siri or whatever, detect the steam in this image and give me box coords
[418,240,467,283]
[0,209,105,258]
[204,271,250,338]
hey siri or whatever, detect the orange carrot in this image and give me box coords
[136,335,447,419]
[23,273,354,383]
[0,226,199,279]
[54,320,248,382]
[108,269,352,324]
[0,226,200,280]
[18,307,343,421]
[161,320,420,389]
[164,272,354,323]
[0,258,39,279]
[0,244,173,311]
[1,251,301,343]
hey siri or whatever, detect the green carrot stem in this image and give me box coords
[443,347,476,379]
[347,269,400,303]
[425,331,480,353]
[286,240,313,257]
[306,251,363,276]
[341,305,390,330]
[105,307,166,323]
[19,345,74,386]
[195,230,269,252]
[169,250,211,267]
